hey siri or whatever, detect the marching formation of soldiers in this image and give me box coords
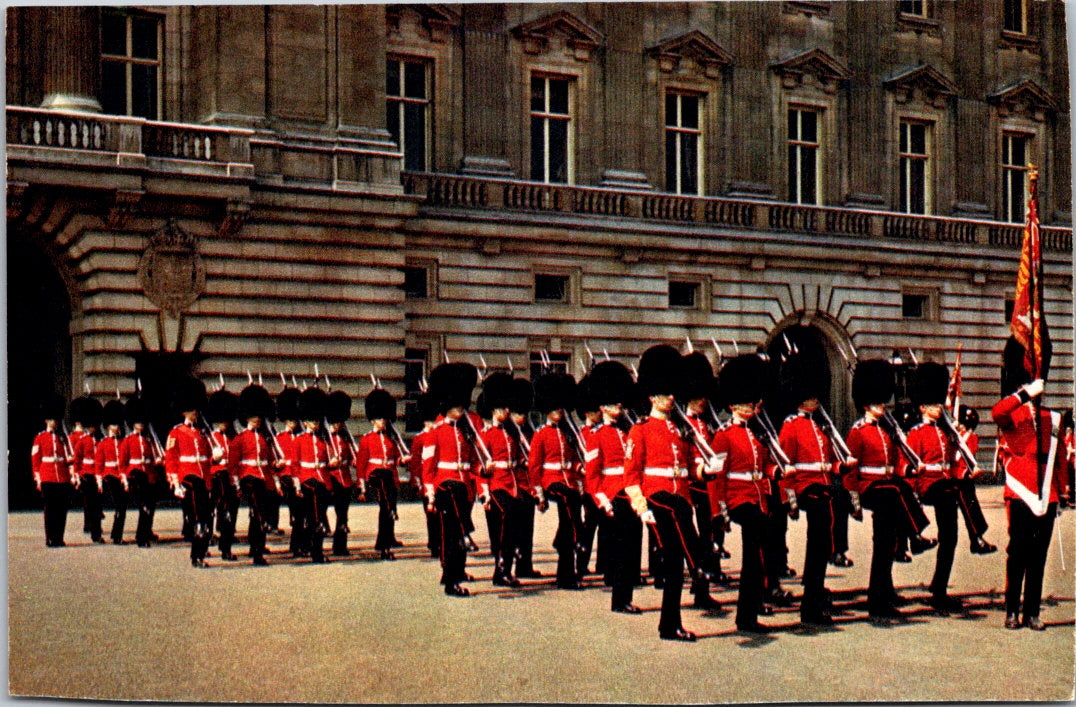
[29,337,1074,639]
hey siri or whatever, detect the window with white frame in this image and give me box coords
[899,120,932,214]
[1002,132,1031,223]
[787,107,820,204]
[665,92,702,195]
[1003,0,1027,33]
[387,57,431,172]
[530,75,573,184]
[899,0,927,17]
[100,9,162,120]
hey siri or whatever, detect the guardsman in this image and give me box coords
[509,377,542,578]
[575,376,604,578]
[775,353,840,625]
[206,388,240,561]
[95,399,129,545]
[422,362,481,596]
[585,360,643,614]
[356,387,405,560]
[275,387,305,557]
[624,345,714,641]
[166,377,214,567]
[326,390,356,557]
[120,395,162,548]
[529,371,585,589]
[710,354,777,634]
[993,338,1069,630]
[478,373,523,587]
[409,392,441,558]
[845,359,938,624]
[232,383,278,566]
[71,396,105,543]
[907,362,995,616]
[295,386,333,563]
[31,392,75,547]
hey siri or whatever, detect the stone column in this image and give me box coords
[40,7,102,112]
[459,5,514,176]
[336,4,392,143]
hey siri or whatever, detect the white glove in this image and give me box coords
[640,510,657,525]
[575,480,585,495]
[595,492,614,516]
[1024,379,1046,399]
[424,483,436,512]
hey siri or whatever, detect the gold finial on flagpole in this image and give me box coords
[1028,162,1039,183]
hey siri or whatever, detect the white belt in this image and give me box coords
[727,471,763,481]
[179,455,208,463]
[300,461,326,469]
[543,462,572,470]
[129,458,149,465]
[438,462,469,470]
[644,467,688,478]
[82,458,95,465]
[794,462,827,471]
[860,466,892,476]
[241,460,267,467]
[602,466,624,476]
[367,458,389,466]
[923,464,949,472]
[103,461,118,467]
[41,456,59,463]
[491,461,510,469]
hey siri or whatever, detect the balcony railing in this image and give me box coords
[403,171,1072,253]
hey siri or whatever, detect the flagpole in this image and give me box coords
[1028,165,1044,495]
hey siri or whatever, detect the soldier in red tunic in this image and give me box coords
[326,390,356,557]
[71,396,105,543]
[95,400,129,545]
[232,383,278,565]
[574,377,604,579]
[993,337,1069,630]
[275,387,305,557]
[509,377,542,578]
[205,389,239,561]
[31,392,76,547]
[119,396,162,548]
[409,392,441,559]
[166,377,214,567]
[477,372,523,587]
[356,387,405,560]
[295,386,333,563]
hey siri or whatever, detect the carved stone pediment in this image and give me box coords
[988,80,1059,121]
[138,219,206,319]
[646,30,733,78]
[770,48,849,94]
[386,4,460,42]
[883,64,957,108]
[511,10,603,61]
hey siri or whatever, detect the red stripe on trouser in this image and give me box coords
[649,496,698,571]
[449,486,469,539]
[956,490,983,536]
[827,496,835,552]
[894,487,922,534]
[491,493,508,554]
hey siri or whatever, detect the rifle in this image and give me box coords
[937,407,981,477]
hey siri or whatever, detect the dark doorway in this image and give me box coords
[8,238,72,509]
[765,324,835,433]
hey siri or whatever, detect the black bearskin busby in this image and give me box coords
[1000,335,1052,396]
[482,372,515,413]
[678,352,715,405]
[778,353,825,406]
[276,387,300,422]
[298,386,328,423]
[910,362,949,407]
[173,377,207,416]
[509,377,534,417]
[852,359,895,409]
[575,374,598,418]
[69,396,103,428]
[326,390,354,424]
[533,372,576,415]
[718,354,769,407]
[364,388,396,423]
[240,384,275,422]
[958,405,979,431]
[427,362,478,414]
[416,391,438,423]
[39,392,66,422]
[102,399,126,429]
[206,388,239,425]
[588,360,635,408]
[637,344,681,398]
[124,396,149,427]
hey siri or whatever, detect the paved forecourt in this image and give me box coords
[8,485,1075,703]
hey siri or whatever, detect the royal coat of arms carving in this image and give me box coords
[137,218,206,318]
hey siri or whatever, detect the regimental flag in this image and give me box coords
[1009,168,1050,379]
[946,343,962,417]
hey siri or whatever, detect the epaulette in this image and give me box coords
[784,413,801,424]
[851,418,871,430]
[911,421,930,431]
[717,420,734,432]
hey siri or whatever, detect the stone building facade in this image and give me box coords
[5,2,1073,500]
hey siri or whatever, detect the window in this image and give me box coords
[100,9,162,119]
[402,266,429,299]
[403,347,428,432]
[901,293,928,319]
[899,121,931,214]
[665,93,702,195]
[534,273,570,303]
[1003,0,1027,33]
[530,75,573,184]
[669,280,700,309]
[899,0,926,16]
[386,57,431,172]
[788,108,820,204]
[1004,296,1016,323]
[1002,133,1031,223]
[530,351,570,380]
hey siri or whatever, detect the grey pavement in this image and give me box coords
[7,485,1075,703]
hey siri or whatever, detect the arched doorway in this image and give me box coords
[8,236,73,509]
[764,314,854,434]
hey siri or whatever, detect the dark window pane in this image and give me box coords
[665,93,677,127]
[548,119,568,183]
[531,352,568,379]
[669,281,698,308]
[386,102,400,144]
[101,61,126,115]
[900,122,908,153]
[386,60,401,97]
[402,267,428,298]
[102,12,126,56]
[1011,136,1026,165]
[801,147,817,203]
[1004,0,1022,31]
[1004,298,1016,323]
[910,159,925,213]
[681,95,699,129]
[403,103,426,171]
[404,62,426,99]
[902,294,927,319]
[910,123,926,154]
[788,145,798,201]
[665,132,678,192]
[680,133,698,194]
[131,64,157,119]
[132,16,158,60]
[900,157,909,212]
[801,110,817,142]
[549,79,569,114]
[1008,171,1025,222]
[535,274,568,302]
[530,116,545,181]
[788,109,798,141]
[530,76,545,112]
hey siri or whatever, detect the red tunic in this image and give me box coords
[480,422,522,497]
[906,420,955,496]
[94,433,124,480]
[992,393,1067,506]
[73,434,99,479]
[844,417,902,495]
[31,429,72,484]
[624,414,692,500]
[528,423,580,490]
[276,428,299,478]
[585,421,630,500]
[579,423,600,496]
[209,429,233,478]
[408,427,435,485]
[327,428,355,486]
[355,429,398,483]
[777,411,838,495]
[421,418,479,490]
[231,427,275,482]
[953,430,980,480]
[165,422,213,485]
[119,431,160,484]
[294,431,331,485]
[709,419,770,513]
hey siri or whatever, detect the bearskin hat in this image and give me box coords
[677,352,715,405]
[1000,335,1052,396]
[427,362,478,414]
[102,399,126,428]
[475,392,492,420]
[509,377,534,416]
[718,354,769,407]
[173,377,207,415]
[637,344,681,398]
[276,386,300,422]
[69,396,103,427]
[534,372,576,415]
[588,360,634,407]
[205,389,239,425]
[124,396,148,427]
[298,386,327,422]
[852,359,895,409]
[778,352,825,405]
[326,390,353,424]
[909,362,949,407]
[482,372,515,412]
[416,391,439,423]
[39,392,66,422]
[958,404,979,431]
[239,384,274,422]
[364,388,396,423]
[575,374,598,417]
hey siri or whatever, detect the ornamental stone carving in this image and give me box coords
[138,218,206,318]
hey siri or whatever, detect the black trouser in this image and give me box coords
[329,477,351,554]
[799,484,836,617]
[487,489,519,578]
[183,475,212,562]
[240,476,269,561]
[923,480,966,598]
[425,500,442,556]
[515,492,537,573]
[730,502,767,629]
[861,480,916,613]
[302,479,331,561]
[579,493,601,574]
[648,491,705,635]
[181,485,194,540]
[129,471,156,545]
[831,483,852,556]
[265,482,281,531]
[81,474,103,539]
[214,472,239,556]
[1006,500,1057,619]
[954,478,989,538]
[689,483,718,599]
[103,476,128,543]
[767,484,790,580]
[596,511,614,581]
[280,477,305,554]
[609,495,643,609]
[648,526,663,583]
[41,481,71,546]
[546,482,586,584]
[436,480,470,587]
[369,468,397,551]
